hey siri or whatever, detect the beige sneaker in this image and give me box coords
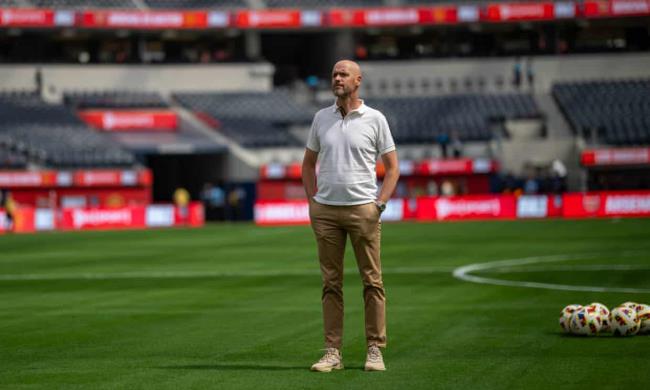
[310,348,343,372]
[364,345,386,371]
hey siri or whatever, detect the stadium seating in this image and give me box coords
[174,90,312,147]
[552,79,650,145]
[0,94,136,168]
[64,91,168,109]
[369,93,540,144]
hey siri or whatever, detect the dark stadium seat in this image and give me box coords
[369,93,541,144]
[64,91,168,109]
[0,94,136,168]
[552,79,650,145]
[174,90,313,148]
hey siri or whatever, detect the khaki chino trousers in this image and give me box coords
[309,200,386,349]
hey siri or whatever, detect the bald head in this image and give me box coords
[331,60,362,98]
[333,60,362,78]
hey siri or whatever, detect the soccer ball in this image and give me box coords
[634,303,650,335]
[587,302,610,332]
[610,307,640,336]
[620,301,638,310]
[569,307,602,336]
[559,304,582,333]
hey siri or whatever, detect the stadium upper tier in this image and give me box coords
[64,91,168,110]
[552,79,650,146]
[0,93,136,168]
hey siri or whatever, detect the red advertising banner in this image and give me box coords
[235,10,302,28]
[328,7,457,27]
[78,110,178,131]
[484,2,556,21]
[563,191,650,218]
[80,10,209,29]
[0,169,151,189]
[581,147,650,166]
[0,8,55,27]
[584,0,650,17]
[0,171,56,188]
[259,158,498,180]
[60,206,146,230]
[255,200,310,225]
[417,195,517,221]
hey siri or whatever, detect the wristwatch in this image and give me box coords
[375,200,386,213]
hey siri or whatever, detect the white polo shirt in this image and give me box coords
[306,101,396,206]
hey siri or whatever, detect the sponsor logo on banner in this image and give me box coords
[583,195,601,213]
[382,199,404,222]
[0,9,53,27]
[103,112,154,129]
[265,164,285,179]
[255,201,309,224]
[120,171,137,186]
[584,148,650,166]
[107,11,184,28]
[207,11,229,27]
[436,198,501,220]
[54,10,75,26]
[604,195,650,214]
[78,171,120,186]
[35,209,55,231]
[72,209,132,229]
[0,172,43,187]
[399,160,415,176]
[458,5,479,22]
[300,10,322,26]
[364,8,419,25]
[611,0,650,15]
[554,2,576,18]
[472,158,492,173]
[517,195,548,218]
[146,205,175,227]
[243,10,300,28]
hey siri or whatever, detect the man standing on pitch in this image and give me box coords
[302,60,399,372]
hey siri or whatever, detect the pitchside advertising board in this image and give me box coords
[254,191,650,225]
[0,203,204,233]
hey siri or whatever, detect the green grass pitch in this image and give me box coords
[1,218,649,389]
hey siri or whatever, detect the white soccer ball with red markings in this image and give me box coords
[559,304,582,333]
[634,303,650,335]
[610,306,640,336]
[620,301,638,310]
[569,307,602,336]
[587,302,610,332]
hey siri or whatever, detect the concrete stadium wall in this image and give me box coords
[360,53,650,95]
[0,63,274,96]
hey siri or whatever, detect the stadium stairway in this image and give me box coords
[533,93,573,139]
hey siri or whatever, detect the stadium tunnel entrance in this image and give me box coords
[142,152,255,222]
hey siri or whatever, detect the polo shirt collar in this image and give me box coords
[332,99,367,115]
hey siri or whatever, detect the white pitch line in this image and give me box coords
[482,264,650,273]
[0,266,455,282]
[452,253,650,294]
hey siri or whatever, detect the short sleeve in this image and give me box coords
[376,113,396,155]
[306,113,320,152]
